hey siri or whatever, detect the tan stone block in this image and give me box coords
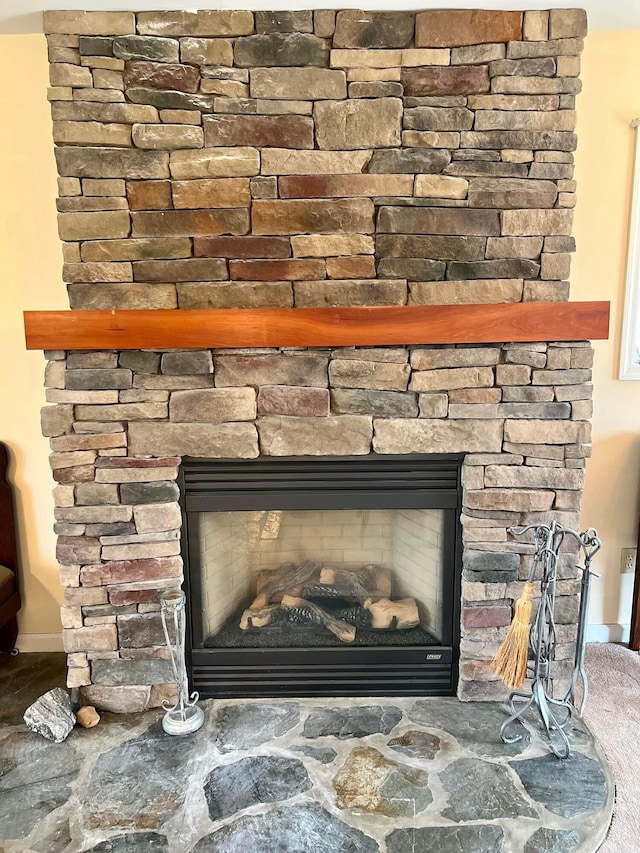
[48,87,73,101]
[279,174,413,198]
[63,624,118,652]
[256,101,313,116]
[172,178,250,208]
[133,502,182,534]
[252,199,374,236]
[496,364,531,385]
[557,55,581,77]
[261,149,372,175]
[258,416,372,456]
[170,147,260,179]
[474,110,576,131]
[58,211,130,241]
[326,256,376,279]
[200,79,249,97]
[549,9,588,39]
[409,279,523,305]
[133,258,227,282]
[402,130,460,149]
[159,109,201,124]
[57,197,128,213]
[81,237,190,262]
[129,422,259,458]
[415,174,468,199]
[44,11,135,35]
[291,234,374,257]
[61,243,80,262]
[83,179,126,196]
[347,68,401,82]
[58,177,81,196]
[401,49,450,66]
[136,11,255,37]
[52,101,159,124]
[315,98,402,149]
[486,237,543,259]
[410,367,494,392]
[330,49,402,68]
[126,180,172,211]
[179,37,233,66]
[468,94,559,111]
[61,606,83,629]
[81,57,125,71]
[330,360,410,392]
[73,88,126,103]
[502,150,534,163]
[170,388,256,422]
[50,63,93,87]
[523,10,548,40]
[502,209,574,236]
[132,123,203,150]
[504,420,591,445]
[373,419,503,454]
[62,262,132,283]
[540,252,572,280]
[93,69,124,90]
[250,67,347,100]
[411,348,500,370]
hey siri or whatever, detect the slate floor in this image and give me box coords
[0,654,614,853]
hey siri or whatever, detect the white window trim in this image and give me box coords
[619,118,640,380]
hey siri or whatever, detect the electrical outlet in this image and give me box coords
[621,548,637,574]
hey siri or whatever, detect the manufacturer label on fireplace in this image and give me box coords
[426,653,442,660]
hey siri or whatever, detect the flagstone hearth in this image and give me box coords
[0,692,612,852]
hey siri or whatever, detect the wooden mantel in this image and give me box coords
[24,302,610,351]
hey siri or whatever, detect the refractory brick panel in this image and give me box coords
[45,7,586,310]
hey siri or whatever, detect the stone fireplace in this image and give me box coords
[37,7,598,712]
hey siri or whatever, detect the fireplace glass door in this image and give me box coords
[198,508,447,648]
[182,455,462,698]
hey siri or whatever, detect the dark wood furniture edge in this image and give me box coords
[0,442,20,654]
[24,301,610,351]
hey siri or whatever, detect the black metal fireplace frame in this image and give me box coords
[179,454,463,699]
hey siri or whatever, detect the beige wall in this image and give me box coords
[1,30,639,645]
[0,35,66,644]
[573,29,640,637]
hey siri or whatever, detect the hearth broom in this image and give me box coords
[491,565,537,690]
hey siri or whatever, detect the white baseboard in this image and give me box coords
[586,623,631,644]
[15,633,64,653]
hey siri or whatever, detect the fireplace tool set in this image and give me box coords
[492,520,601,759]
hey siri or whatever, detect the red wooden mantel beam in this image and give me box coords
[24,302,610,351]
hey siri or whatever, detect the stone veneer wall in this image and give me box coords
[41,8,592,711]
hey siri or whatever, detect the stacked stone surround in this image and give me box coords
[41,8,592,711]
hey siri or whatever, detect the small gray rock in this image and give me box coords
[215,703,300,753]
[292,744,338,764]
[440,757,537,821]
[83,833,169,852]
[509,751,607,818]
[524,828,580,853]
[24,688,76,744]
[387,825,504,853]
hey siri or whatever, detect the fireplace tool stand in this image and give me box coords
[499,521,600,759]
[160,589,204,736]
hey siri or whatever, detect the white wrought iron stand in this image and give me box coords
[160,589,205,736]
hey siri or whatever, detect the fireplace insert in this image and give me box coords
[181,454,463,698]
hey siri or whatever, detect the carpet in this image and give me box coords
[584,642,640,852]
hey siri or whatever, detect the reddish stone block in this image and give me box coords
[402,65,490,97]
[257,385,330,416]
[108,587,164,605]
[415,10,522,47]
[80,556,182,586]
[53,465,95,483]
[462,605,512,629]
[194,235,291,259]
[132,209,249,236]
[204,115,314,149]
[326,256,376,279]
[123,60,200,93]
[126,180,172,210]
[279,174,414,199]
[229,259,325,281]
